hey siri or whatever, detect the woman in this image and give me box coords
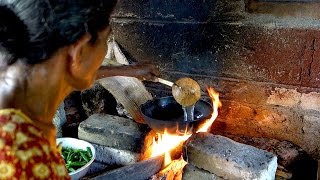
[0,0,159,179]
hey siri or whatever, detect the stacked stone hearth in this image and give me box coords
[73,110,313,179]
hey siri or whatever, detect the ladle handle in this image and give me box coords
[156,78,174,87]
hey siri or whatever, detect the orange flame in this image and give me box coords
[149,87,221,166]
[150,130,191,166]
[197,87,222,132]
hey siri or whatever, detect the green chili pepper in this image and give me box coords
[86,147,92,157]
[68,161,88,167]
[60,146,93,173]
[80,151,89,162]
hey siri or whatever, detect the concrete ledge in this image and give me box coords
[78,114,148,152]
[184,132,277,180]
[93,143,140,166]
[183,164,224,180]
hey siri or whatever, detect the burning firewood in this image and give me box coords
[149,157,187,180]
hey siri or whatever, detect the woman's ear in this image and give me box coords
[66,33,92,88]
[68,33,91,67]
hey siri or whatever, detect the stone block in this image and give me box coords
[78,114,148,152]
[183,164,223,180]
[92,143,140,166]
[183,132,277,180]
[217,133,316,174]
[267,88,301,107]
[302,115,320,139]
[300,92,320,112]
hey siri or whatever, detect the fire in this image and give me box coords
[196,87,222,132]
[148,87,221,167]
[150,130,191,166]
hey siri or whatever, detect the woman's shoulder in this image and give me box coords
[0,108,70,179]
[0,109,46,142]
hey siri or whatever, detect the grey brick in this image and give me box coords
[78,114,148,152]
[183,164,224,180]
[92,143,140,166]
[184,132,277,180]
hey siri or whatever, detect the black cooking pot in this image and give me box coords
[140,96,212,135]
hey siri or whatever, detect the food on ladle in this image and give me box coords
[172,77,201,107]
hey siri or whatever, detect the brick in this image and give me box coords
[267,88,301,107]
[92,143,140,166]
[300,30,320,88]
[300,92,320,112]
[247,1,320,19]
[215,102,298,139]
[78,114,148,152]
[183,132,277,180]
[183,164,223,180]
[302,115,320,137]
[113,0,244,22]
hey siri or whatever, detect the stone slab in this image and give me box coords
[183,164,224,180]
[92,143,140,166]
[78,114,148,152]
[184,132,277,180]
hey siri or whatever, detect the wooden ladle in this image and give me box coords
[156,77,201,107]
[172,77,201,107]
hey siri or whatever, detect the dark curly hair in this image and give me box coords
[0,0,117,64]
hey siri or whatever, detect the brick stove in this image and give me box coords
[56,0,320,179]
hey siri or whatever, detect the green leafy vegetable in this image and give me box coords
[61,147,93,173]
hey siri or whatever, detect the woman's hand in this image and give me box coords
[129,62,160,81]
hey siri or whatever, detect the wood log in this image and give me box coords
[92,155,164,180]
[150,157,187,180]
[98,40,152,124]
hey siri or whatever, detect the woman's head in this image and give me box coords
[0,0,117,65]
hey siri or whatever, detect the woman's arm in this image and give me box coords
[96,63,160,81]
